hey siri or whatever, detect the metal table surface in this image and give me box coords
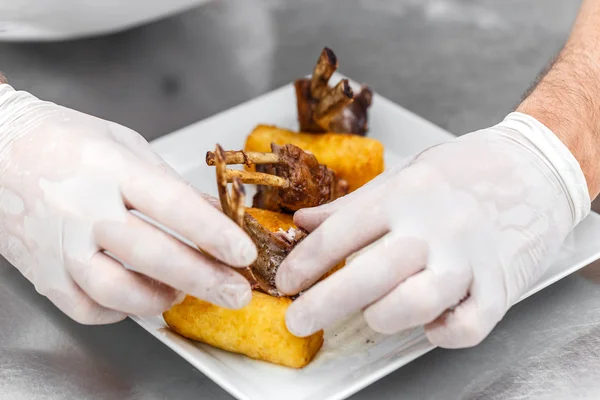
[1,1,598,399]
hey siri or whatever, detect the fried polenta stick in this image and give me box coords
[163,292,323,369]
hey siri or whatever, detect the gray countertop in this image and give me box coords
[1,1,598,399]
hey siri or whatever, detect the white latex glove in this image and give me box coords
[276,112,590,348]
[0,84,257,324]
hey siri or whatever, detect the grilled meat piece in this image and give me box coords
[243,211,307,296]
[295,47,373,135]
[253,143,348,213]
[206,143,349,214]
[327,85,373,136]
[211,144,308,297]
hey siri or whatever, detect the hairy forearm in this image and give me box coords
[517,0,600,198]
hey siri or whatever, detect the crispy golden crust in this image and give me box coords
[163,293,324,368]
[244,125,384,192]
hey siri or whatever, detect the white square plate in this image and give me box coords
[133,74,600,400]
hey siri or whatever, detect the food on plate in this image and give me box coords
[163,47,382,368]
[244,207,346,281]
[295,47,373,135]
[164,145,337,367]
[244,124,384,192]
[163,293,324,369]
[207,143,349,213]
[211,144,308,296]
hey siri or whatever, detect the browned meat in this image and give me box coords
[328,86,373,136]
[242,212,307,296]
[210,144,307,296]
[294,47,373,135]
[206,144,349,213]
[253,143,348,213]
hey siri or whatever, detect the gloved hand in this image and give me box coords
[0,84,257,324]
[276,112,590,348]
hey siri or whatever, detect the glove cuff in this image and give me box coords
[500,111,591,228]
[0,84,57,157]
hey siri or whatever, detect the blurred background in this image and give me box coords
[3,1,599,399]
[0,0,580,140]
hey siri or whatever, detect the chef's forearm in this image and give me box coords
[0,73,6,84]
[517,0,600,199]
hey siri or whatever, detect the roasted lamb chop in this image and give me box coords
[211,144,308,297]
[206,143,349,213]
[295,47,373,135]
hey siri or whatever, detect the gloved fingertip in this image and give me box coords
[423,313,452,347]
[424,307,490,349]
[236,238,258,266]
[285,304,318,337]
[363,308,395,335]
[275,273,294,297]
[293,207,329,232]
[215,232,257,267]
[171,290,187,306]
[212,280,252,310]
[292,209,310,228]
[275,262,309,296]
[425,325,477,349]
